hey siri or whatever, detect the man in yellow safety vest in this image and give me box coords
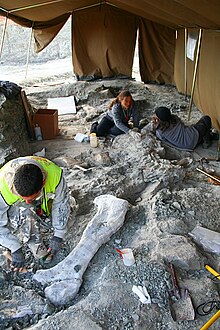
[0,156,71,271]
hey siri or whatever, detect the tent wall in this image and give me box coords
[72,4,137,79]
[139,18,175,84]
[2,2,220,128]
[174,29,220,130]
[33,14,70,52]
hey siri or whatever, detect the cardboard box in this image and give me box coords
[33,109,58,140]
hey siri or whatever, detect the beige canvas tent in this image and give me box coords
[1,1,220,128]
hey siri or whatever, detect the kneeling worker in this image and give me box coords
[0,156,70,271]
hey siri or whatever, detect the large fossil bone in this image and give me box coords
[33,194,129,306]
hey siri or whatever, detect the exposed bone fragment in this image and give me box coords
[33,194,129,306]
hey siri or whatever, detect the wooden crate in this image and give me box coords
[33,109,58,140]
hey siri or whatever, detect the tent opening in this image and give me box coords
[132,31,141,82]
[0,16,73,83]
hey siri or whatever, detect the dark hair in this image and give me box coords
[157,114,181,131]
[13,164,43,197]
[109,90,133,109]
[155,107,172,122]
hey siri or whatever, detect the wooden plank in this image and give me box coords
[20,90,35,139]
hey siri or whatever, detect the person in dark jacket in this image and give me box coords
[150,106,217,150]
[90,90,140,138]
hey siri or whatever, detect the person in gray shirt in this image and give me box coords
[150,106,216,151]
[90,90,140,138]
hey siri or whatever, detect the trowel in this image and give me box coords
[168,263,195,321]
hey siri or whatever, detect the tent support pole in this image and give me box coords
[184,28,187,100]
[188,28,203,121]
[9,1,108,13]
[0,16,8,61]
[9,0,63,13]
[25,24,34,79]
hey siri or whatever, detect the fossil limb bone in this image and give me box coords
[33,194,129,306]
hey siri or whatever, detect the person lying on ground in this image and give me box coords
[146,106,218,151]
[90,90,141,139]
[0,156,70,271]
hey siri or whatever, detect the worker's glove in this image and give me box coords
[48,236,63,256]
[128,129,142,141]
[11,248,25,269]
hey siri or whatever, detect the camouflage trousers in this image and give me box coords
[8,205,48,259]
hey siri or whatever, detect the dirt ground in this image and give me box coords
[1,62,220,330]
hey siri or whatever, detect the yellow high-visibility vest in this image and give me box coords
[0,156,62,215]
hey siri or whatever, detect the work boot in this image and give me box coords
[210,131,219,141]
[202,134,212,149]
[90,121,98,134]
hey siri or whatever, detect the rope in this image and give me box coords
[196,300,220,316]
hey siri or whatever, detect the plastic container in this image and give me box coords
[90,133,98,147]
[120,248,135,266]
[34,124,43,141]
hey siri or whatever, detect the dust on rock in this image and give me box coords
[1,66,220,329]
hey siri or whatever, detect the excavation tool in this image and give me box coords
[198,265,220,330]
[205,264,220,280]
[196,168,220,185]
[200,310,220,330]
[115,247,125,257]
[168,263,195,321]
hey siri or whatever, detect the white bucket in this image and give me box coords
[120,248,135,266]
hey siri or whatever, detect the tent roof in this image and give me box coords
[1,0,220,29]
